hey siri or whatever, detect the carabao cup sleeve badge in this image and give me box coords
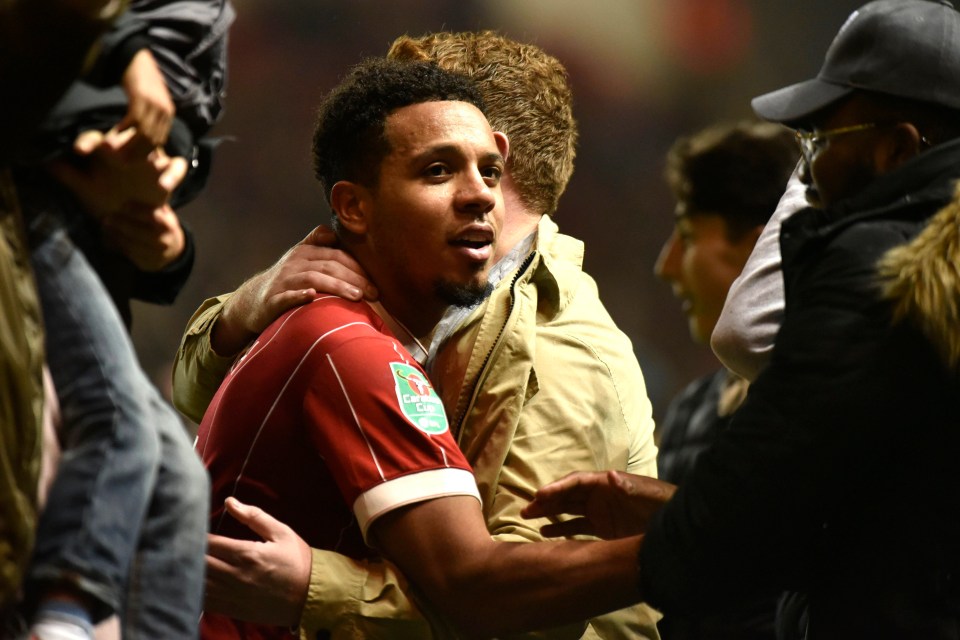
[390,362,450,435]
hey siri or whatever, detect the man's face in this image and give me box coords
[799,98,885,209]
[655,211,759,344]
[363,101,507,318]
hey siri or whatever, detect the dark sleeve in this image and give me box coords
[130,222,194,304]
[83,10,151,88]
[640,225,902,616]
[124,0,235,135]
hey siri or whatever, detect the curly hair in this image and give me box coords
[312,57,484,202]
[388,31,577,216]
[665,120,798,240]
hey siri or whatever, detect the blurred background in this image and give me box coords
[133,0,866,426]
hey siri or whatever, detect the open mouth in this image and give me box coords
[450,229,494,262]
[451,237,491,250]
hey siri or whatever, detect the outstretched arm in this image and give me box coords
[373,495,644,638]
[203,495,647,639]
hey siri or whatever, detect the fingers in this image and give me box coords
[264,289,318,318]
[297,226,378,300]
[118,104,172,149]
[224,496,290,542]
[204,549,251,618]
[159,155,188,192]
[205,532,254,562]
[104,124,159,164]
[102,205,185,271]
[73,129,105,156]
[255,246,377,313]
[120,49,175,147]
[613,473,678,503]
[300,224,337,246]
[539,517,597,539]
[522,471,603,519]
[204,506,312,627]
[281,266,367,302]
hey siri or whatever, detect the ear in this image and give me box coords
[330,181,370,235]
[876,122,923,173]
[493,131,510,163]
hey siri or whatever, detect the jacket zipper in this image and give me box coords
[453,251,536,441]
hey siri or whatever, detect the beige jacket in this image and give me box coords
[171,217,660,638]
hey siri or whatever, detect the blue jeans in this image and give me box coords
[27,223,208,639]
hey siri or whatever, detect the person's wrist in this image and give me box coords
[210,302,256,357]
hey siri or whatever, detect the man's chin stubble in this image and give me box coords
[434,279,494,309]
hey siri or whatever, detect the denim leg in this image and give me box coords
[27,226,207,637]
[123,389,208,640]
[28,226,160,620]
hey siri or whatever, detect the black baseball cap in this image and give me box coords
[752,0,960,125]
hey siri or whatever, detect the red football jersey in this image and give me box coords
[196,295,478,639]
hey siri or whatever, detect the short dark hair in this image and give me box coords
[665,120,798,240]
[312,57,485,203]
[388,31,577,216]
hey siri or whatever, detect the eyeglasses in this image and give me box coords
[796,122,933,166]
[795,123,882,166]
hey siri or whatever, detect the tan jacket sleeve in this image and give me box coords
[299,549,438,639]
[171,294,239,423]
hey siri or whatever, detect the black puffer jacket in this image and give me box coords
[642,138,960,639]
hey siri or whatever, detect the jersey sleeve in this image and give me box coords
[303,332,479,541]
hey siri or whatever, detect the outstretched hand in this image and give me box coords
[205,497,312,627]
[521,470,677,540]
[212,225,378,356]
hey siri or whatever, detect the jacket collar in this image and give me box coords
[784,138,960,371]
[529,215,584,315]
[828,137,960,226]
[783,138,960,253]
[877,182,960,370]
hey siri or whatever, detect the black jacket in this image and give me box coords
[641,138,960,639]
[657,369,777,640]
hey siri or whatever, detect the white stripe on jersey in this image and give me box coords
[215,317,380,532]
[199,297,339,460]
[326,353,386,481]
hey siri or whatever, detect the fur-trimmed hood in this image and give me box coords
[878,182,960,370]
